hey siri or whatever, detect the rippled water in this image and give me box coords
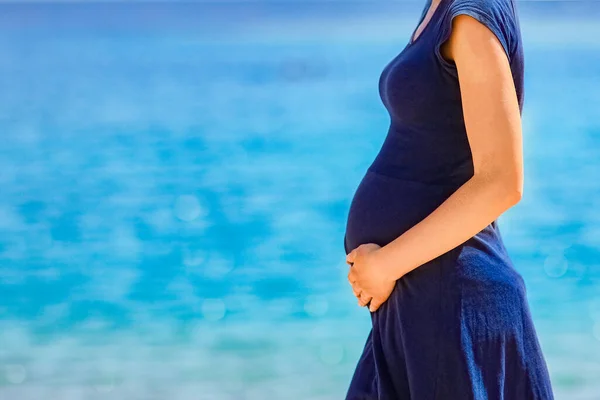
[0,2,599,399]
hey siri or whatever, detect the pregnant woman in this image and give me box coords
[343,0,555,398]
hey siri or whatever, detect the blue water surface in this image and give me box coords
[0,1,599,399]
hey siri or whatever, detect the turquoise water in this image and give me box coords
[0,2,599,399]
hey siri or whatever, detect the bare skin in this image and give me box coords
[412,0,443,44]
[347,13,524,312]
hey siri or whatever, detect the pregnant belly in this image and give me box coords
[343,169,461,254]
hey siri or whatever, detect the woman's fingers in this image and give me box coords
[348,268,361,297]
[369,296,384,312]
[358,292,372,307]
[347,265,372,307]
[349,279,370,307]
[347,267,357,284]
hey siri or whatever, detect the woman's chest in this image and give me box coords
[378,43,461,125]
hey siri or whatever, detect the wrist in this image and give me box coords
[377,243,408,282]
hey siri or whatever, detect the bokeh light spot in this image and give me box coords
[589,297,600,322]
[543,250,569,278]
[204,254,234,278]
[4,364,26,385]
[202,299,226,321]
[304,295,329,318]
[174,194,206,222]
[593,322,600,342]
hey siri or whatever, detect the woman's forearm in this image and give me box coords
[376,173,521,282]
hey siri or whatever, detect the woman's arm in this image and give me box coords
[347,14,523,311]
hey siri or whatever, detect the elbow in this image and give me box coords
[498,174,523,208]
[475,169,523,207]
[506,183,523,206]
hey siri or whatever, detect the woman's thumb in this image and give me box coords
[369,298,383,312]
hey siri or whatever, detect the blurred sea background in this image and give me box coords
[0,1,599,399]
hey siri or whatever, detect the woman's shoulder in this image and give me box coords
[439,0,522,62]
[446,0,517,16]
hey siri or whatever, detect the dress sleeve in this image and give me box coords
[434,0,518,72]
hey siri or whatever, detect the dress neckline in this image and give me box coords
[408,0,447,46]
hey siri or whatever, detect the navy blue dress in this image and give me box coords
[343,0,555,398]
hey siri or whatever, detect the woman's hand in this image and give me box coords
[346,243,396,312]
